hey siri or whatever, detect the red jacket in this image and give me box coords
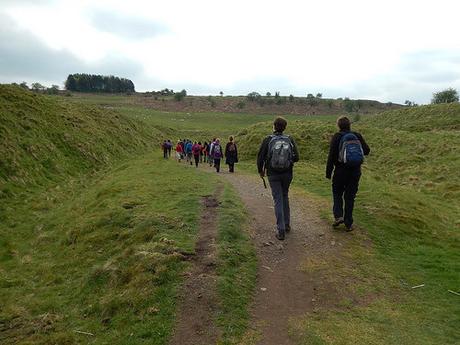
[176,143,183,153]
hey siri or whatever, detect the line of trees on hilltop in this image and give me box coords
[65,74,135,93]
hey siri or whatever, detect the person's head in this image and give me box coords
[337,116,351,131]
[273,117,287,133]
[198,141,201,145]
[229,136,233,142]
[216,138,220,144]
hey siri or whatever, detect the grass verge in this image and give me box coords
[216,184,257,345]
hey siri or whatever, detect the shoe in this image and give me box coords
[345,224,354,232]
[285,224,291,233]
[332,217,344,227]
[275,231,285,241]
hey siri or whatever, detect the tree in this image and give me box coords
[219,91,223,97]
[31,82,45,92]
[431,88,459,104]
[266,92,271,97]
[46,85,60,95]
[316,93,322,98]
[274,91,280,98]
[19,82,29,90]
[174,89,187,101]
[289,94,295,102]
[306,93,318,107]
[247,92,261,102]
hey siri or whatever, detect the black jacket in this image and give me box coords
[257,132,299,176]
[326,130,370,178]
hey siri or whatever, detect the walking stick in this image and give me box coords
[261,176,267,189]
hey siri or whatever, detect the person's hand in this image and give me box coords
[260,171,265,178]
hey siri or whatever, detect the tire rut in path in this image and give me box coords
[169,184,223,345]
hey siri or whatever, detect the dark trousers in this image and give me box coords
[332,168,361,227]
[194,155,200,167]
[214,158,221,172]
[268,172,293,233]
[163,148,168,158]
[228,163,234,173]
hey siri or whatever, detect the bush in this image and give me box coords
[236,101,245,109]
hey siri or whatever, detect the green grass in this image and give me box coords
[216,185,257,345]
[0,155,220,344]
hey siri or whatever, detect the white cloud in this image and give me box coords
[1,0,460,103]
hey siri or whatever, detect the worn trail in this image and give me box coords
[222,171,353,345]
[169,184,223,345]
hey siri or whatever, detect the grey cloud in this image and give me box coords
[0,14,144,88]
[88,9,169,39]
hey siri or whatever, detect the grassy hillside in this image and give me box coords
[0,87,256,345]
[0,85,161,197]
[236,105,460,344]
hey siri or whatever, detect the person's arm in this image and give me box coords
[224,143,229,158]
[326,133,340,179]
[356,133,370,156]
[257,137,269,176]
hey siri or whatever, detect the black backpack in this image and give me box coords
[267,135,293,171]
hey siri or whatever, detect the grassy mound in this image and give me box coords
[365,102,460,131]
[0,85,161,197]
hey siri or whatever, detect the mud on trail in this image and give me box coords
[169,185,224,345]
[222,172,368,345]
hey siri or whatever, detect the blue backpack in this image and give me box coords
[338,132,364,167]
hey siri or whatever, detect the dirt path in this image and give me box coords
[221,171,352,345]
[169,185,223,345]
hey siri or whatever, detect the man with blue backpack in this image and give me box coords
[326,116,370,231]
[257,117,299,240]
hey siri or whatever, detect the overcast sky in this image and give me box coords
[1,0,459,104]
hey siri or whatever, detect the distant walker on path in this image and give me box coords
[326,116,370,231]
[257,117,299,240]
[225,136,238,173]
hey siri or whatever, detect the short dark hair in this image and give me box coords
[337,116,351,131]
[274,117,287,132]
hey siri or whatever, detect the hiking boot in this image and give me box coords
[275,232,285,241]
[345,224,354,232]
[285,224,291,233]
[332,217,344,227]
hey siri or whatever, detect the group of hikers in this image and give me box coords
[161,137,238,173]
[162,115,370,241]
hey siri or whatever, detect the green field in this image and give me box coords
[1,86,459,344]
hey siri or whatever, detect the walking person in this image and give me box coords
[209,138,216,166]
[326,116,370,231]
[257,117,299,240]
[175,140,183,162]
[211,139,223,173]
[202,141,209,164]
[192,141,202,168]
[167,139,172,158]
[162,140,168,159]
[225,136,238,173]
[185,140,193,165]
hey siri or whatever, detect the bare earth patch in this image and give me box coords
[169,185,223,345]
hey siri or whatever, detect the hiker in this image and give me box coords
[225,136,238,173]
[209,138,216,166]
[326,116,370,231]
[211,139,223,172]
[167,139,172,157]
[175,141,183,162]
[162,140,168,159]
[257,117,299,240]
[202,141,209,163]
[192,141,202,167]
[185,140,193,165]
